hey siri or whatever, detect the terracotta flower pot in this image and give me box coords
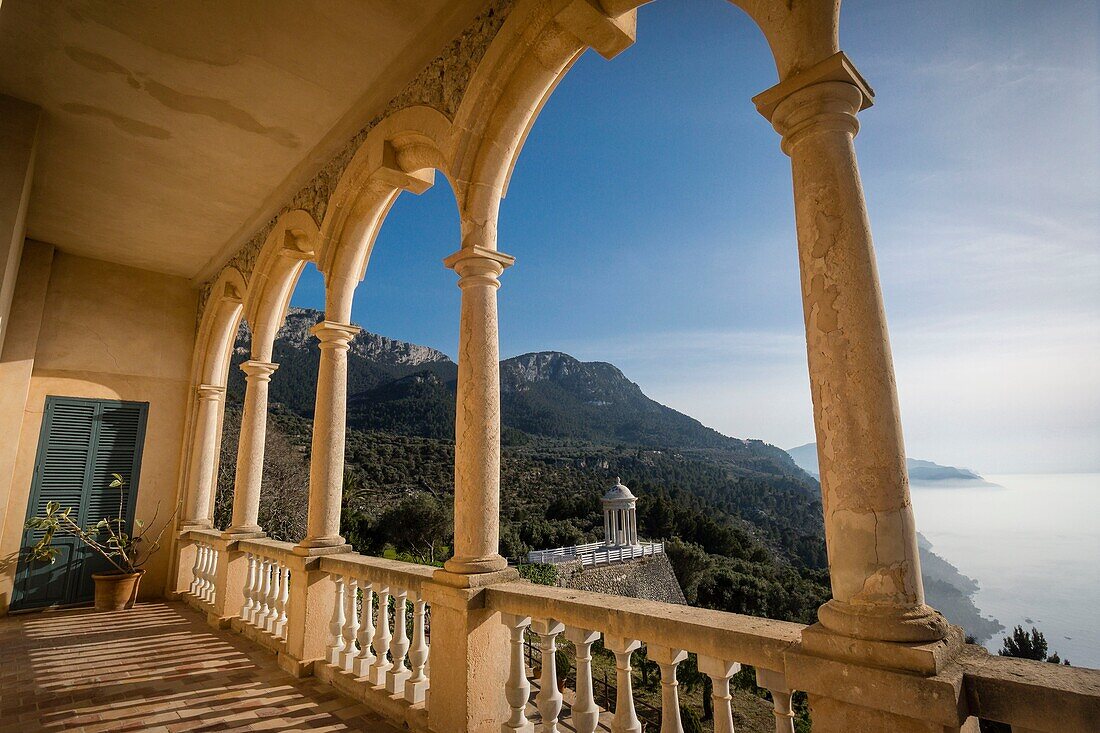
[92,569,145,611]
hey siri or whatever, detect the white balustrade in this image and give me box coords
[238,548,290,640]
[189,540,218,607]
[649,645,687,733]
[606,636,643,733]
[328,575,347,666]
[527,540,665,567]
[240,553,258,622]
[352,582,376,677]
[386,588,411,693]
[502,614,534,733]
[340,578,360,671]
[274,564,290,638]
[264,559,282,634]
[699,656,740,733]
[405,595,430,703]
[369,585,393,686]
[756,668,796,733]
[565,627,601,733]
[532,619,565,733]
[319,564,434,711]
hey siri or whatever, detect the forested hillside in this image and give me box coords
[215,307,999,638]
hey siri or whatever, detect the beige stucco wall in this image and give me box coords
[0,249,197,613]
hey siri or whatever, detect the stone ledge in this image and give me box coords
[800,622,965,676]
[960,646,1100,731]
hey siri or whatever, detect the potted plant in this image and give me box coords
[24,473,178,611]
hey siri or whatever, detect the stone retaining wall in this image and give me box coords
[556,553,687,606]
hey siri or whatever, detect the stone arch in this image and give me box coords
[193,265,247,388]
[244,209,320,361]
[450,0,840,239]
[317,105,456,322]
[178,265,246,528]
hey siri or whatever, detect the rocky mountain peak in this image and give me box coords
[240,307,453,368]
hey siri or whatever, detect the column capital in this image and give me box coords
[239,359,279,380]
[443,245,515,288]
[753,52,874,155]
[196,383,225,401]
[309,320,360,349]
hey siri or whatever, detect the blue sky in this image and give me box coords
[292,0,1100,474]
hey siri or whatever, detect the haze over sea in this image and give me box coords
[910,473,1100,669]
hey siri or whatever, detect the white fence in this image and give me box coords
[527,540,664,567]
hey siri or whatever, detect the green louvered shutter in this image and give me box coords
[12,397,148,610]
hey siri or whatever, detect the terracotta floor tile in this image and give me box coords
[0,603,401,733]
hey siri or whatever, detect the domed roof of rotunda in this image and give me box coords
[601,478,636,502]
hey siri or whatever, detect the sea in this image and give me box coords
[910,473,1100,669]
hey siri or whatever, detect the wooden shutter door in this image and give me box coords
[12,397,148,610]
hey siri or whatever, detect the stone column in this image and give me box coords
[295,321,359,552]
[755,53,946,643]
[442,245,514,575]
[182,384,225,528]
[225,360,278,537]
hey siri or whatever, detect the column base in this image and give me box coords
[432,566,518,588]
[818,599,949,644]
[221,527,265,540]
[801,622,964,675]
[291,542,353,557]
[443,553,509,575]
[179,520,214,531]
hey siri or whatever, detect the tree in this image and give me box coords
[376,492,453,564]
[998,626,1069,665]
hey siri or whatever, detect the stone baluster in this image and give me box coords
[189,544,203,596]
[196,544,209,600]
[201,545,216,603]
[699,657,740,733]
[369,586,393,686]
[606,636,642,733]
[755,668,796,733]
[649,645,687,733]
[405,595,430,703]
[339,578,360,670]
[532,619,565,733]
[352,582,376,677]
[240,553,257,622]
[275,565,290,638]
[565,627,601,733]
[327,575,347,665]
[255,558,272,628]
[265,560,282,634]
[387,588,411,693]
[501,614,534,733]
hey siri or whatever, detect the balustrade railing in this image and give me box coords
[527,540,665,567]
[185,531,220,611]
[237,538,295,643]
[490,581,803,733]
[170,539,1099,733]
[317,554,437,709]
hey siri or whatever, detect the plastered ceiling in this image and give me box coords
[0,0,488,280]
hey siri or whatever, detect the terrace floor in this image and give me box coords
[0,601,402,733]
